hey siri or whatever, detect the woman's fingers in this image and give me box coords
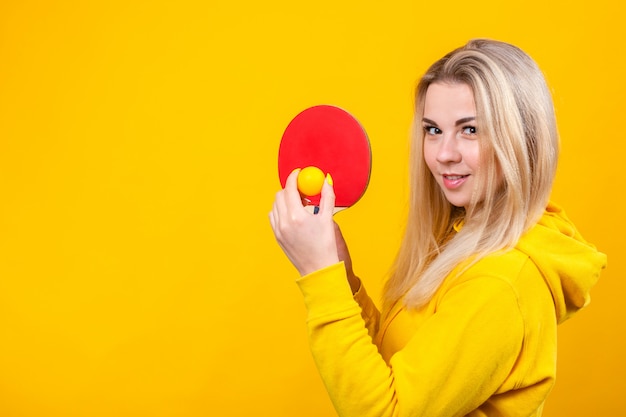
[283,169,305,211]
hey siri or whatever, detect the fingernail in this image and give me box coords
[291,168,301,175]
[326,173,333,186]
[313,206,320,215]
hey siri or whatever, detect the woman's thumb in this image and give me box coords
[318,173,335,215]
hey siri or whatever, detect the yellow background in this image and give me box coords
[0,0,622,415]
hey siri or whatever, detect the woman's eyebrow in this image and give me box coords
[455,117,476,126]
[422,116,476,126]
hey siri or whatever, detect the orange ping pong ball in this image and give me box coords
[297,166,326,196]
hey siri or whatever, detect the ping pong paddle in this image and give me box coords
[278,105,371,213]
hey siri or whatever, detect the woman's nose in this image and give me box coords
[436,134,462,164]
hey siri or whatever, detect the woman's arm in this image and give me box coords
[297,266,526,417]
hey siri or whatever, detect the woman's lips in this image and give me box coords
[442,174,469,189]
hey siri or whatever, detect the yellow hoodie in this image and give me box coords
[295,202,606,417]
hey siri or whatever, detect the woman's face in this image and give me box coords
[422,82,481,210]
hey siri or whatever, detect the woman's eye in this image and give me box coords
[424,126,441,135]
[462,126,477,135]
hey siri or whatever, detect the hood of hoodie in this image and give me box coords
[516,201,607,324]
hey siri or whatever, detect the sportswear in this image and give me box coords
[295,202,606,416]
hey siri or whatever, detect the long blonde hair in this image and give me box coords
[385,39,559,309]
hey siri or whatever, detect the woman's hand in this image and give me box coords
[269,169,339,276]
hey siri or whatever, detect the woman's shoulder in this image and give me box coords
[445,248,545,296]
[459,248,535,280]
[435,249,554,320]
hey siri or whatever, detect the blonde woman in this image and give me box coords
[269,39,606,416]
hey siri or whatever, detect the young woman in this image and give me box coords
[269,39,606,417]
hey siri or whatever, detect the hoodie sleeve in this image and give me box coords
[353,279,381,339]
[296,261,526,417]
